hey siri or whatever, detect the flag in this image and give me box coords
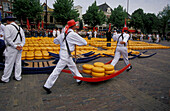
[124,18,127,27]
[93,27,95,31]
[41,20,44,29]
[109,23,111,31]
[96,27,98,31]
[38,21,40,29]
[27,18,30,29]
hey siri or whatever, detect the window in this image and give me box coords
[50,16,53,23]
[2,2,11,12]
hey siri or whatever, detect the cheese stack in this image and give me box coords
[34,51,43,59]
[92,62,105,77]
[26,51,34,60]
[82,64,94,75]
[102,64,115,75]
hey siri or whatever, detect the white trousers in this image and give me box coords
[111,47,129,67]
[44,50,82,89]
[2,46,22,82]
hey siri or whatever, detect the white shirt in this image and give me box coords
[0,23,5,40]
[53,29,57,37]
[156,34,159,39]
[113,33,129,47]
[4,22,25,48]
[57,30,60,37]
[54,28,87,52]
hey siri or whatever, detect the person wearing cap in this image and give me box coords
[0,21,6,63]
[111,30,132,71]
[0,16,25,83]
[43,19,87,94]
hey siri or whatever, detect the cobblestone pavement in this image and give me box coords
[0,40,170,111]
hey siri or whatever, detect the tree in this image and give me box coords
[83,1,106,27]
[158,4,170,37]
[130,8,144,31]
[53,0,79,26]
[108,5,127,29]
[143,13,159,34]
[12,0,43,24]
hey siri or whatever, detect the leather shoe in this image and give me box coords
[43,86,52,94]
[126,65,132,72]
[0,80,6,83]
[77,81,82,85]
[13,77,19,81]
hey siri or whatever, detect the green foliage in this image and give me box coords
[53,0,79,26]
[83,1,106,27]
[12,0,43,22]
[130,8,144,31]
[108,5,127,29]
[158,4,170,36]
[143,13,159,33]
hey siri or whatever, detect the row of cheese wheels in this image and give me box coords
[82,62,115,77]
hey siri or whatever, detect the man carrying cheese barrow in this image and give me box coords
[0,16,25,83]
[43,19,87,94]
[111,30,132,71]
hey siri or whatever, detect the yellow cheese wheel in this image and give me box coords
[92,67,105,73]
[105,70,115,75]
[82,69,91,74]
[82,64,94,70]
[92,72,105,77]
[93,62,104,67]
[102,64,114,71]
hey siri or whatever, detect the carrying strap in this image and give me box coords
[63,31,71,56]
[11,24,22,42]
[117,33,126,46]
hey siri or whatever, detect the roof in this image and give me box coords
[98,2,113,12]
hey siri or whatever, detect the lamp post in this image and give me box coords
[127,0,129,14]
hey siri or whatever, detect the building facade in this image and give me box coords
[0,0,14,19]
[74,5,83,19]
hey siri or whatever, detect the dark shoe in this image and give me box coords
[43,86,52,94]
[126,65,132,72]
[13,77,19,81]
[77,81,82,85]
[0,80,6,83]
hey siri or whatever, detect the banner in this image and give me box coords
[41,20,44,29]
[109,23,111,31]
[27,18,30,29]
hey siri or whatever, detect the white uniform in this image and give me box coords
[156,34,159,43]
[44,28,87,89]
[1,22,25,82]
[0,23,5,40]
[111,32,129,67]
[57,30,60,37]
[52,29,57,37]
[140,34,143,41]
[94,31,97,38]
[148,34,152,42]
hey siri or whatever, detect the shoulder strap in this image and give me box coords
[63,31,72,56]
[63,31,71,42]
[11,24,22,42]
[117,33,123,44]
